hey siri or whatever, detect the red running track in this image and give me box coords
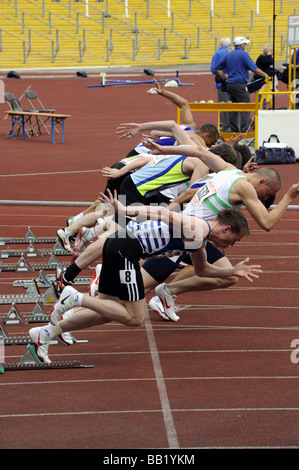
[0,71,298,458]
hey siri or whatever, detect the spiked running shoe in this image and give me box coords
[89,264,102,296]
[155,283,180,322]
[50,286,80,326]
[57,228,73,252]
[148,296,169,321]
[73,227,90,253]
[29,326,52,364]
[55,267,73,295]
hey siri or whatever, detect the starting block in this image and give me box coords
[1,241,73,259]
[0,254,71,273]
[0,280,58,305]
[14,270,92,289]
[0,227,57,245]
[88,71,194,88]
[0,344,93,372]
[2,303,29,326]
[2,302,51,325]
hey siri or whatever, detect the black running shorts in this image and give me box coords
[98,230,145,301]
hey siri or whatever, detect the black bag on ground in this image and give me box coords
[255,134,296,164]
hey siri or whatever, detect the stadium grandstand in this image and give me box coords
[0,0,298,69]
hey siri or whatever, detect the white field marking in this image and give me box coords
[144,307,180,449]
[2,349,295,366]
[1,407,299,420]
[0,169,102,178]
[2,374,299,388]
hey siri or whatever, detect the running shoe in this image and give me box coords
[148,296,169,321]
[29,326,52,364]
[55,266,74,295]
[88,264,102,296]
[155,283,180,322]
[73,227,90,253]
[50,286,80,326]
[57,228,73,252]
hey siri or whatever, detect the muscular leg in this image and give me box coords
[171,265,195,282]
[58,293,146,332]
[166,256,238,296]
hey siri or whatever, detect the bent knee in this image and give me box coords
[225,275,238,287]
[128,317,144,327]
[125,313,144,327]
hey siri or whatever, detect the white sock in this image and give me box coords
[40,323,56,341]
[70,291,84,307]
[64,228,71,238]
[87,228,96,241]
[73,212,84,222]
[62,308,75,320]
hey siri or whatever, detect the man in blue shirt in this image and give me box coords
[211,37,231,132]
[216,36,268,132]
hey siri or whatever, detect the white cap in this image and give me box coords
[234,36,250,46]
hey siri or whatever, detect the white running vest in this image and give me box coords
[182,169,246,220]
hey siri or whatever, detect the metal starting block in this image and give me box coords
[2,302,50,325]
[0,254,70,273]
[13,270,92,289]
[23,301,50,323]
[1,344,94,372]
[0,227,57,245]
[2,303,29,326]
[0,281,58,305]
[1,241,73,259]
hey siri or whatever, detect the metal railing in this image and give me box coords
[0,28,30,64]
[234,0,287,55]
[187,0,253,49]
[63,0,194,59]
[103,0,220,52]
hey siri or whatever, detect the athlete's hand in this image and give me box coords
[98,189,126,216]
[242,155,258,173]
[101,167,120,179]
[232,257,262,282]
[116,123,140,139]
[227,133,247,146]
[141,135,165,154]
[286,183,299,200]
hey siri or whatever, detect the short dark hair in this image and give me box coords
[211,143,242,168]
[234,143,252,168]
[216,208,250,236]
[197,123,219,139]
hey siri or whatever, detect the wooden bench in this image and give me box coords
[6,110,71,144]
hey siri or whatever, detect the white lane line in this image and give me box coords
[2,375,299,387]
[144,307,180,449]
[1,407,299,420]
[0,169,102,178]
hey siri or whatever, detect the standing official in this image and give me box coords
[211,37,231,132]
[216,36,268,132]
